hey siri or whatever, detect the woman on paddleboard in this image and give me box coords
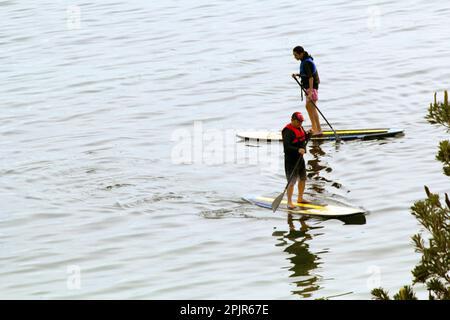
[282,112,312,209]
[292,46,322,136]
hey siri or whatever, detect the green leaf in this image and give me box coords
[371,288,391,300]
[371,91,450,300]
[393,286,418,300]
[412,264,430,284]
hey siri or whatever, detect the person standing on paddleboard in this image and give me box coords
[282,112,312,209]
[292,46,322,136]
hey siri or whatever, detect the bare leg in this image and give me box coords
[287,182,295,208]
[313,101,322,134]
[296,179,306,203]
[306,101,322,134]
[305,102,316,133]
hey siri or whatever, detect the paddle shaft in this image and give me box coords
[283,156,303,194]
[292,76,340,142]
[272,143,308,212]
[272,156,302,212]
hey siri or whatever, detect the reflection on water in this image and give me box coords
[273,216,324,298]
[337,214,366,225]
[273,140,367,298]
[307,141,342,194]
[306,141,367,225]
[4,0,447,299]
[273,211,365,299]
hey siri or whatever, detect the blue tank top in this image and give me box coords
[299,56,319,89]
[299,57,317,77]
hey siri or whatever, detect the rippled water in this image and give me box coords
[1,0,449,299]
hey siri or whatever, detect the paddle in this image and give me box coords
[292,76,341,142]
[271,153,303,213]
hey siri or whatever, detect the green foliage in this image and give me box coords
[411,187,450,300]
[436,140,450,176]
[393,286,418,300]
[371,286,418,300]
[427,91,450,176]
[426,91,450,130]
[371,288,391,300]
[371,92,450,300]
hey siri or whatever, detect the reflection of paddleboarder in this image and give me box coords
[282,112,312,209]
[283,215,321,298]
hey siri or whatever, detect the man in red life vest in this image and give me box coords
[282,112,312,209]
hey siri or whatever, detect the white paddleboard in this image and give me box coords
[243,195,365,217]
[237,128,404,142]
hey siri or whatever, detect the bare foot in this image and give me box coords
[287,203,296,210]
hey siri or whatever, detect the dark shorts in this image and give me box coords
[285,157,306,184]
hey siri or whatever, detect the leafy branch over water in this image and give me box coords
[372,91,450,300]
[427,91,450,130]
[427,91,450,176]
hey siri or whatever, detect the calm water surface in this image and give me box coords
[1,0,449,299]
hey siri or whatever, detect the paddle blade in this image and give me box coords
[271,192,285,213]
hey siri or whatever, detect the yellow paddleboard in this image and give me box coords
[243,196,365,217]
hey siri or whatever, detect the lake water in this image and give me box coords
[1,0,449,299]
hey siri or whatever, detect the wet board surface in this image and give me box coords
[243,195,365,217]
[237,128,404,142]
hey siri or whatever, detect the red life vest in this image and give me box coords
[284,123,306,143]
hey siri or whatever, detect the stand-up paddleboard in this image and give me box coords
[237,128,404,142]
[243,195,365,217]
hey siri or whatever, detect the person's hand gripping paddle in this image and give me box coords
[292,75,341,143]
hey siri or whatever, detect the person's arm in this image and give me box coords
[309,77,314,91]
[295,128,312,153]
[283,129,307,156]
[305,129,313,143]
[282,129,301,154]
[304,62,314,95]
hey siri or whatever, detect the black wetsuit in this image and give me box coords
[282,125,311,183]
